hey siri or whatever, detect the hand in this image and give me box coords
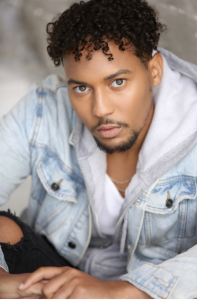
[0,270,43,299]
[18,266,152,299]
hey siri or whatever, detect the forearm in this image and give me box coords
[107,281,152,299]
[120,245,197,299]
[0,271,43,299]
[0,272,25,298]
[19,266,152,299]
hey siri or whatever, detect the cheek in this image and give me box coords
[67,92,93,127]
[116,81,152,124]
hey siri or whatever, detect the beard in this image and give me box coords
[92,99,153,154]
[93,129,140,154]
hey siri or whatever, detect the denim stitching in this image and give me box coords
[30,87,43,147]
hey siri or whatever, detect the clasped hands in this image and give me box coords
[0,266,151,299]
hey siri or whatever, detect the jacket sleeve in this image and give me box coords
[119,244,197,298]
[0,88,37,271]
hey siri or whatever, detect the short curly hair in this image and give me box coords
[46,0,166,67]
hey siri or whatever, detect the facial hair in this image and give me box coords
[92,99,153,154]
[93,129,140,154]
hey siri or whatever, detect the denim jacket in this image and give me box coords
[0,48,197,298]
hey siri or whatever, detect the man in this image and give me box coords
[0,0,197,298]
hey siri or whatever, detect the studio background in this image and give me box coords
[0,0,197,216]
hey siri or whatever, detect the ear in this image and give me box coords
[148,53,163,87]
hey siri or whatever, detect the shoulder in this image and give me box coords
[28,74,74,150]
[0,74,74,148]
[36,74,73,123]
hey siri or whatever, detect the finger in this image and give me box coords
[42,268,78,299]
[20,296,42,299]
[18,282,44,298]
[25,282,44,295]
[42,273,69,298]
[52,279,78,299]
[18,267,68,290]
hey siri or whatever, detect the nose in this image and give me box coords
[92,88,114,118]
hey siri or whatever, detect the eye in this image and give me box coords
[74,86,89,93]
[111,79,125,88]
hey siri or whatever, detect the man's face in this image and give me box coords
[63,42,161,154]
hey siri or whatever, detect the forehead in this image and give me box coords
[63,42,142,80]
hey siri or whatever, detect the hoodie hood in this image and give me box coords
[138,48,197,185]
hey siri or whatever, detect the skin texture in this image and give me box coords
[17,42,163,298]
[0,216,23,245]
[0,271,43,299]
[19,266,151,299]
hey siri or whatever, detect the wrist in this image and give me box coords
[108,281,152,299]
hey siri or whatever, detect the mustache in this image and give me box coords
[91,118,129,132]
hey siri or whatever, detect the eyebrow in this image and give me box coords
[67,79,88,86]
[67,69,132,86]
[104,69,132,80]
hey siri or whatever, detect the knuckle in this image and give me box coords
[38,266,54,274]
[75,286,86,298]
[71,277,81,289]
[67,267,78,276]
[38,266,45,273]
[72,277,80,285]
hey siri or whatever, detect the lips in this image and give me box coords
[96,125,122,138]
[97,124,120,130]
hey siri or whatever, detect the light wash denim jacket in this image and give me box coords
[1,48,197,298]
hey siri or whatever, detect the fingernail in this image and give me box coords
[18,283,24,290]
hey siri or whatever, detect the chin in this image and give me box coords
[94,133,139,154]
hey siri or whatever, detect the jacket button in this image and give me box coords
[68,241,76,249]
[51,183,60,191]
[135,199,141,205]
[166,199,173,208]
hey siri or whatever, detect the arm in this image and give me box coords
[0,90,36,204]
[0,89,38,297]
[20,242,197,299]
[119,245,197,299]
[18,266,151,299]
[0,267,43,299]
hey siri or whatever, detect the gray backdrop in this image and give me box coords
[0,0,197,215]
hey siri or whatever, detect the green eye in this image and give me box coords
[111,79,125,87]
[74,86,88,93]
[116,79,124,85]
[79,86,86,92]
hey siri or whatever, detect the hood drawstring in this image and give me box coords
[120,212,128,254]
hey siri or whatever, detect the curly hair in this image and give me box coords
[46,0,166,67]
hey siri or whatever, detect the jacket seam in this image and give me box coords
[157,175,196,185]
[34,143,84,185]
[30,88,44,147]
[37,165,80,201]
[119,275,178,299]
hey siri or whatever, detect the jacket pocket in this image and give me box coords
[139,176,197,253]
[34,153,84,235]
[37,154,84,203]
